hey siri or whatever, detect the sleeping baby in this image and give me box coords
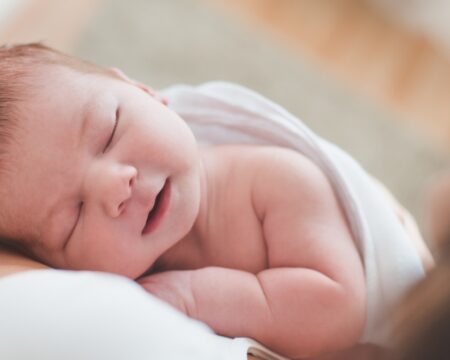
[0,44,433,359]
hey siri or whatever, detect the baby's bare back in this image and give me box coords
[141,145,366,358]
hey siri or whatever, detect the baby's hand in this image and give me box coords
[138,271,195,315]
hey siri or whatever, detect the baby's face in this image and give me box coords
[2,65,201,278]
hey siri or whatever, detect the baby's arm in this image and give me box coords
[140,265,359,359]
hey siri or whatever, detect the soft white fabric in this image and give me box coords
[163,81,426,346]
[0,270,279,360]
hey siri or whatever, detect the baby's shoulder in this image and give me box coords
[202,144,333,211]
[203,145,359,274]
[246,146,336,215]
[203,144,323,178]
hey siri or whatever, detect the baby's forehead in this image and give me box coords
[21,67,109,127]
[29,64,94,93]
[26,63,114,97]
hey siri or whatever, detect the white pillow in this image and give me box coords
[0,270,258,360]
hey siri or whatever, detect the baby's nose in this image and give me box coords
[103,165,137,218]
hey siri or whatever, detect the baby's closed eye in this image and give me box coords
[103,106,120,153]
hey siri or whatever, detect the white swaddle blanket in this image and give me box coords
[163,81,426,346]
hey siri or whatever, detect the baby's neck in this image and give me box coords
[152,145,272,275]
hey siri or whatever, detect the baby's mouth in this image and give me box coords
[142,179,171,235]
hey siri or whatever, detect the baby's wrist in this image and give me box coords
[138,270,196,316]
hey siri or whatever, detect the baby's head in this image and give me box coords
[0,43,202,278]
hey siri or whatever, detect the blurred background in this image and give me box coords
[0,0,449,235]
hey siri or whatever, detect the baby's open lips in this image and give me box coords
[142,179,171,235]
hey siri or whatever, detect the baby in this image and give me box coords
[0,44,432,359]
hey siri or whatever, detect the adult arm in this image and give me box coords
[0,246,48,277]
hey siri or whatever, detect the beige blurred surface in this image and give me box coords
[211,0,450,154]
[0,0,104,52]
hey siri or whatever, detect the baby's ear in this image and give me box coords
[108,67,168,106]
